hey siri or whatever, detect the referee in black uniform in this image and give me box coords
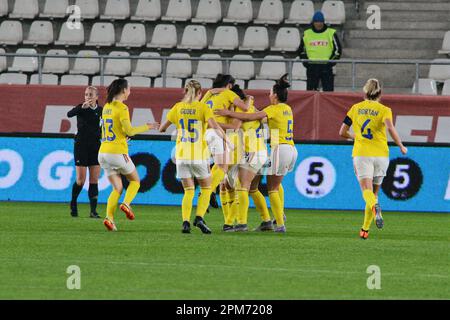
[67,86,102,218]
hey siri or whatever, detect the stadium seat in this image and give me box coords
[239,27,269,51]
[254,0,284,25]
[92,76,119,86]
[117,23,146,48]
[23,21,54,45]
[161,0,192,22]
[322,1,346,25]
[192,0,221,23]
[8,49,38,73]
[428,59,450,82]
[412,79,438,95]
[153,77,183,88]
[131,0,161,21]
[442,79,450,95]
[285,0,314,25]
[55,22,85,46]
[75,0,99,19]
[101,0,130,20]
[40,0,69,18]
[292,58,307,80]
[9,0,38,19]
[186,77,213,88]
[42,50,69,74]
[256,56,286,80]
[70,50,100,75]
[104,52,131,76]
[229,54,255,80]
[178,25,207,50]
[30,74,59,85]
[0,0,8,17]
[438,31,450,55]
[223,0,253,24]
[209,26,239,51]
[0,48,6,72]
[132,52,162,77]
[248,80,274,89]
[125,76,151,87]
[0,73,27,85]
[60,75,89,86]
[291,80,307,90]
[147,24,177,49]
[271,28,301,52]
[0,20,23,45]
[86,23,115,47]
[166,53,192,78]
[193,54,222,79]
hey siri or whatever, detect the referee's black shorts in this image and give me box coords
[74,140,100,167]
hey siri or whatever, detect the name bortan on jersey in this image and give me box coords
[346,100,393,157]
[166,101,214,162]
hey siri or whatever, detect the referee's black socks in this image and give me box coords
[71,182,83,205]
[88,183,98,213]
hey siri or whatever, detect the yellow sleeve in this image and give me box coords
[383,108,393,122]
[166,105,177,124]
[226,90,239,104]
[119,107,148,136]
[203,104,214,122]
[200,90,213,103]
[264,105,276,119]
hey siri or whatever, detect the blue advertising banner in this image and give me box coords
[0,137,449,212]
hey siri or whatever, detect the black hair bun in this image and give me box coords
[276,73,290,89]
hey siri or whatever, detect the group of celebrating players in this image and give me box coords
[69,74,408,239]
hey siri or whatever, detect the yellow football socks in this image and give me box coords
[106,189,121,221]
[123,181,140,206]
[196,187,212,218]
[269,190,284,226]
[211,165,226,190]
[226,190,238,225]
[362,203,373,231]
[182,187,195,222]
[362,189,377,210]
[237,188,249,225]
[250,189,271,222]
[219,190,230,222]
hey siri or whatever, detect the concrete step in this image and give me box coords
[363,1,450,10]
[342,48,437,59]
[344,38,443,50]
[373,10,450,21]
[344,20,450,30]
[346,29,446,39]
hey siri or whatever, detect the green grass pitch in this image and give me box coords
[0,201,448,300]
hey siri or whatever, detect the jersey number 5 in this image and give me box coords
[286,120,293,141]
[361,119,373,140]
[101,119,116,142]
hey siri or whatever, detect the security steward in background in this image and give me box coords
[67,86,103,218]
[299,11,342,91]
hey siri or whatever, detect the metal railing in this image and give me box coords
[1,52,449,93]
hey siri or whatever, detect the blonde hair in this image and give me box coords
[183,80,202,103]
[363,78,382,101]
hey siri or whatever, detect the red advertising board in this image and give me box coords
[0,85,449,143]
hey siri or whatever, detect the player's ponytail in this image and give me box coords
[183,80,202,103]
[364,78,382,101]
[230,84,246,100]
[273,73,290,103]
[106,78,128,103]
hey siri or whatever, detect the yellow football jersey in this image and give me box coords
[201,89,239,125]
[263,103,294,147]
[346,100,392,157]
[235,103,266,153]
[99,101,148,154]
[166,101,214,161]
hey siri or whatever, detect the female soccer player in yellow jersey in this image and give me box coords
[200,74,251,209]
[339,79,408,240]
[216,75,297,233]
[159,80,232,234]
[98,79,159,231]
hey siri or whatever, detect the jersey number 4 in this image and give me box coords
[101,119,116,142]
[361,119,373,140]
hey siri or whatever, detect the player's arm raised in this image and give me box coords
[215,108,266,121]
[385,118,407,155]
[121,117,158,136]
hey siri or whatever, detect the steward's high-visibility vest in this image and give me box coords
[303,28,336,62]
